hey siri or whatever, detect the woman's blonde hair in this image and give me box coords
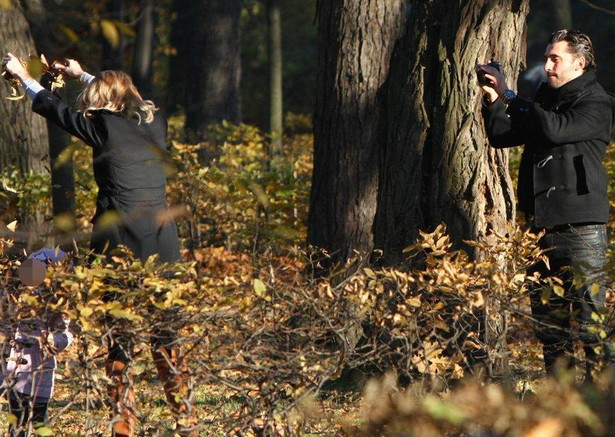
[78,70,156,123]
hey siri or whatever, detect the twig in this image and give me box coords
[577,0,615,16]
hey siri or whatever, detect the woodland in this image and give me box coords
[2,0,615,436]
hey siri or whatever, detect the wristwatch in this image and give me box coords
[502,89,517,105]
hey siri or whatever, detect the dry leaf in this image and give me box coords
[6,220,17,232]
[524,418,564,437]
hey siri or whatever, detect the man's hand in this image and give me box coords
[52,59,84,79]
[2,53,32,83]
[475,63,509,103]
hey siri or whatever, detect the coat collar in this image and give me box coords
[536,70,597,104]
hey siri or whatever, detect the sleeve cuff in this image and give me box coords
[80,72,95,84]
[22,78,45,100]
[505,97,533,117]
[52,331,73,352]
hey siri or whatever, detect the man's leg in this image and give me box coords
[558,224,611,377]
[529,232,574,374]
[529,283,574,373]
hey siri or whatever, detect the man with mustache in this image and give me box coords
[476,30,615,378]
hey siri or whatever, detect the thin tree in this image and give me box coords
[132,0,155,99]
[268,0,283,159]
[21,0,77,237]
[102,0,125,70]
[550,0,573,29]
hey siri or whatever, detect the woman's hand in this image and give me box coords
[2,53,32,83]
[53,58,84,79]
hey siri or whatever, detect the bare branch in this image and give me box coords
[577,0,615,16]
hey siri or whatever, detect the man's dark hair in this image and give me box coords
[549,29,596,71]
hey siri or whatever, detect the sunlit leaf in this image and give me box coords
[52,143,77,169]
[109,309,143,321]
[6,220,17,232]
[58,24,80,43]
[35,426,54,436]
[525,418,564,437]
[27,57,45,78]
[541,287,552,304]
[364,267,376,279]
[552,285,565,297]
[77,304,94,318]
[113,20,136,37]
[96,210,122,228]
[253,278,267,298]
[248,181,269,209]
[101,19,120,48]
[54,213,75,232]
[407,297,421,307]
[423,396,465,425]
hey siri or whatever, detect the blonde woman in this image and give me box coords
[2,53,197,437]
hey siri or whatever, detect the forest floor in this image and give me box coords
[0,332,552,437]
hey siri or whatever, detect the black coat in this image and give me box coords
[33,90,180,262]
[482,71,614,227]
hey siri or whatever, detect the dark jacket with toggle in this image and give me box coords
[32,90,180,262]
[482,70,614,227]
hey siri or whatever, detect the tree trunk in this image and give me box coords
[0,1,48,175]
[102,0,125,70]
[309,0,528,379]
[22,0,77,238]
[268,0,283,159]
[132,0,155,99]
[308,0,407,267]
[374,0,529,381]
[170,0,241,139]
[374,0,526,263]
[549,0,573,29]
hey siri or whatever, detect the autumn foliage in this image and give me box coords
[1,124,615,436]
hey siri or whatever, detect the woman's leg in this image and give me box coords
[107,338,137,437]
[151,328,198,437]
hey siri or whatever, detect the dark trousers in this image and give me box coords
[529,223,612,374]
[8,393,49,437]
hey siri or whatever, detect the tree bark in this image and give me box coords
[374,0,526,263]
[268,0,283,159]
[170,0,241,139]
[22,0,77,237]
[374,0,529,381]
[309,0,529,380]
[0,1,49,175]
[308,0,407,267]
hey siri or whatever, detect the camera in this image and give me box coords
[477,59,503,86]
